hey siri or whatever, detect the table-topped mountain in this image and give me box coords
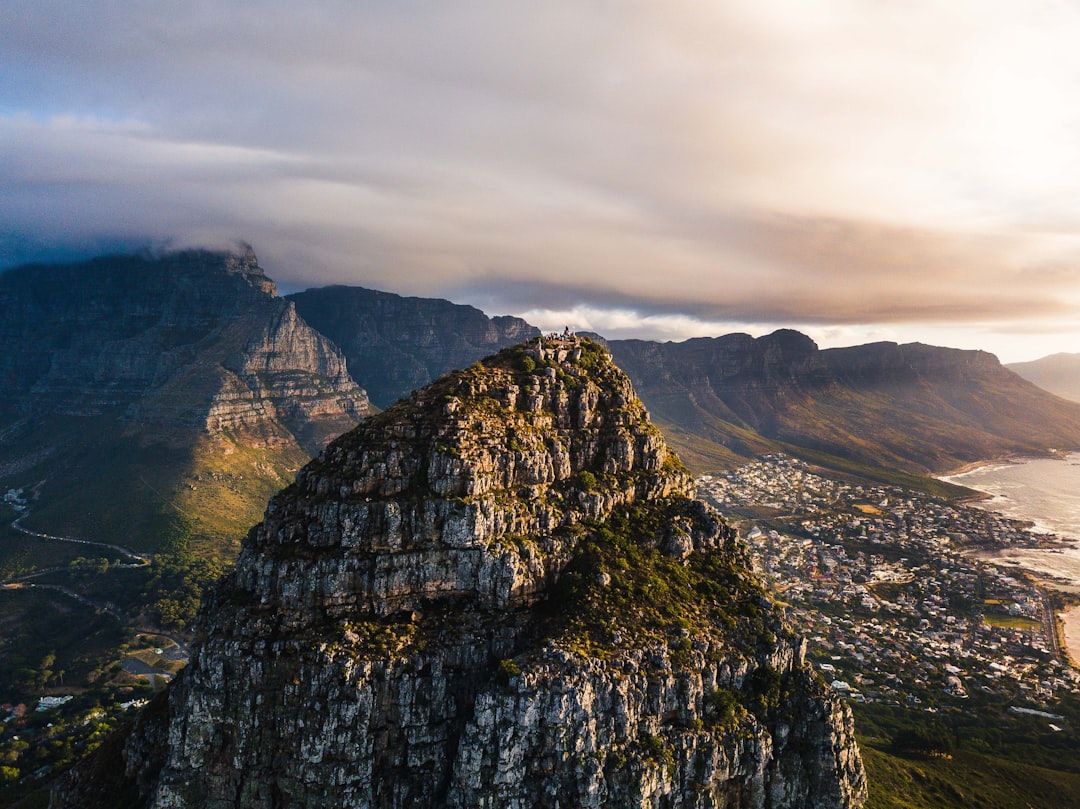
[55,338,865,808]
[608,331,1080,475]
[0,247,372,555]
[288,285,540,408]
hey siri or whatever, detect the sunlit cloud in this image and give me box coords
[3,0,1080,362]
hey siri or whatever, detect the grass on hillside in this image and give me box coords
[648,412,981,503]
[861,742,1080,809]
[653,413,781,475]
[9,420,195,555]
[3,416,308,559]
[854,699,1080,809]
[173,431,308,560]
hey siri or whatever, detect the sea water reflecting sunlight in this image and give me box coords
[942,453,1080,587]
[943,453,1080,660]
[943,453,1080,542]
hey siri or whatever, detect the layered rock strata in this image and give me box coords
[0,247,371,550]
[0,247,370,446]
[56,339,865,808]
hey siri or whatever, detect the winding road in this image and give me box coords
[1,511,150,624]
[9,513,149,567]
[2,512,195,661]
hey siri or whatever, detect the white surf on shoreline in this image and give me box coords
[941,452,1080,543]
[942,452,1080,662]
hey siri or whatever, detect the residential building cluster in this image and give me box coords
[699,455,1080,712]
[2,489,27,513]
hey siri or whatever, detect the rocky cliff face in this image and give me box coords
[610,331,1080,474]
[0,248,371,552]
[288,285,540,408]
[57,339,865,808]
[0,247,368,443]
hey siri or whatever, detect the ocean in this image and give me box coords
[942,453,1080,662]
[942,452,1080,543]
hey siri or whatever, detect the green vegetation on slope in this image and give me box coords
[861,743,1080,809]
[3,416,308,559]
[773,442,980,501]
[0,589,127,705]
[609,333,1080,484]
[537,500,779,661]
[856,702,1080,809]
[171,431,308,560]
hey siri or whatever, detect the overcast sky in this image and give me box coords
[3,1,1080,362]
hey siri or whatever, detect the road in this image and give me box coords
[1038,588,1063,659]
[135,630,192,658]
[0,512,190,645]
[0,581,128,622]
[10,513,149,567]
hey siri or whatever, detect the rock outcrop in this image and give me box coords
[288,285,540,408]
[56,338,865,808]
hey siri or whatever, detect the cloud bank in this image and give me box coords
[3,0,1080,360]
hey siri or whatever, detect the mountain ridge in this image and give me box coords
[608,331,1080,477]
[288,284,539,408]
[0,248,372,556]
[6,247,1077,553]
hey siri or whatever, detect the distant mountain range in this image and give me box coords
[609,331,1080,477]
[4,247,1080,555]
[0,251,538,556]
[1008,353,1080,403]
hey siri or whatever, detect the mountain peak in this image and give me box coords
[246,336,691,619]
[0,248,370,555]
[153,245,277,296]
[57,337,866,809]
[287,284,540,408]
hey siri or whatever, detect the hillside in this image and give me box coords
[1008,353,1080,403]
[608,331,1080,477]
[288,285,539,408]
[0,248,371,557]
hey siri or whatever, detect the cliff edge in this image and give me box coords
[55,337,865,808]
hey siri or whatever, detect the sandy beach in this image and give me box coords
[1062,607,1080,667]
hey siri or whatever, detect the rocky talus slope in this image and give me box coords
[54,339,865,808]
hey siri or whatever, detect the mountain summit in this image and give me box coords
[57,337,865,808]
[288,284,540,408]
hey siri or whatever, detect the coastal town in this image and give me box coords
[699,455,1080,718]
